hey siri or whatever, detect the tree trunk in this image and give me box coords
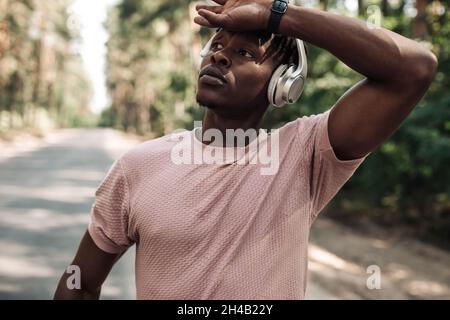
[412,0,428,39]
[358,0,365,17]
[33,16,46,105]
[381,0,389,17]
[0,0,9,59]
[0,0,10,127]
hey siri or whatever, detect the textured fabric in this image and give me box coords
[88,108,369,299]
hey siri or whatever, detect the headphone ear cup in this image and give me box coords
[274,65,294,108]
[287,76,305,103]
[267,64,287,107]
[276,65,295,106]
[273,39,308,107]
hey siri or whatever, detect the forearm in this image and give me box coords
[279,5,437,84]
[52,231,122,300]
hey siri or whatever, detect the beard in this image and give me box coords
[196,91,222,110]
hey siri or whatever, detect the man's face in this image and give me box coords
[196,29,278,118]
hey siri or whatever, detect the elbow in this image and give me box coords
[409,51,438,85]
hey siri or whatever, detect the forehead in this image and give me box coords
[213,29,272,49]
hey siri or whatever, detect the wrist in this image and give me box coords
[258,0,273,31]
[278,3,297,37]
[263,0,292,36]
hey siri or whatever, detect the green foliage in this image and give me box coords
[330,1,450,247]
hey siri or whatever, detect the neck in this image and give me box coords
[200,107,267,147]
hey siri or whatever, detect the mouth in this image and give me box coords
[199,74,226,86]
[199,66,228,87]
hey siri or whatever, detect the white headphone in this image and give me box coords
[198,30,308,108]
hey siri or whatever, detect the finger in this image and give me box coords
[194,15,215,28]
[195,4,223,14]
[198,9,228,28]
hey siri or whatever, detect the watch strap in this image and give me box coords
[266,0,289,35]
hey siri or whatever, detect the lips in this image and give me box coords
[199,65,228,85]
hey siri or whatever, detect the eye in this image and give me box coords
[210,42,224,51]
[238,49,255,59]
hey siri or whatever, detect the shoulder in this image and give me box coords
[117,129,191,177]
[277,110,331,141]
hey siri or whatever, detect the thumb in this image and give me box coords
[198,9,229,28]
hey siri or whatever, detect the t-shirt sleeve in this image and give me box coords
[307,109,369,224]
[88,158,135,254]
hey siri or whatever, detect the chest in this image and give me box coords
[130,162,309,251]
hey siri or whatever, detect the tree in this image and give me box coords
[0,0,92,132]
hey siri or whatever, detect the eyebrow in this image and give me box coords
[213,31,260,49]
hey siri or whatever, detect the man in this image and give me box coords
[54,0,437,299]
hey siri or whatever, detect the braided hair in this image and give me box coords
[257,31,303,67]
[214,28,305,67]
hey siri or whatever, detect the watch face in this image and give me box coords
[272,0,288,14]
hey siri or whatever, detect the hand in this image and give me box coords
[194,0,273,32]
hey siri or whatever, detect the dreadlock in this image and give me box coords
[260,32,301,66]
[214,28,306,67]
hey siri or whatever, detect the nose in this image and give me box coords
[210,50,231,67]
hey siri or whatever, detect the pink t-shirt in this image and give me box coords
[88,109,368,299]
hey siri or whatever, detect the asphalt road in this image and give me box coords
[0,129,138,299]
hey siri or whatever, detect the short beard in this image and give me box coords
[196,95,221,110]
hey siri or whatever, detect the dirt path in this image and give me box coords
[306,218,450,299]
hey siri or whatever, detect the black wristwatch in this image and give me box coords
[266,0,289,35]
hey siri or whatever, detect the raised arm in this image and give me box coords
[53,230,123,300]
[194,0,438,160]
[277,4,437,160]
